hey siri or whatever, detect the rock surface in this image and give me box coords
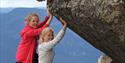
[38,0,125,63]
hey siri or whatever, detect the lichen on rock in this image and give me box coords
[37,0,125,63]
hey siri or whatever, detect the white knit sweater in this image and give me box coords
[38,27,65,63]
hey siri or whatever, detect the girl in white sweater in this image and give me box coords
[38,17,67,63]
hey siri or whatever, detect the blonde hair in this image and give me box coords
[25,13,39,24]
[40,27,54,41]
[98,55,112,63]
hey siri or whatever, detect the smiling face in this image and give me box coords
[40,27,54,42]
[28,16,39,28]
[43,30,54,42]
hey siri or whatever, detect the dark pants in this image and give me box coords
[33,53,38,63]
[16,53,38,63]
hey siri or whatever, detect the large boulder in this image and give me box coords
[38,0,125,63]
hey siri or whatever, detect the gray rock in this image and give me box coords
[37,0,125,63]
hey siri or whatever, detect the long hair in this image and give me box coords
[39,27,54,42]
[25,13,39,24]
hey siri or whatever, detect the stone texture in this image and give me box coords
[38,0,125,63]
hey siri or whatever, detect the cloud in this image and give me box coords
[0,0,47,9]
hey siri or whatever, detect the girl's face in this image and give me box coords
[29,16,39,28]
[43,30,54,42]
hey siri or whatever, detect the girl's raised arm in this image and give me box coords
[38,16,49,27]
[45,10,53,25]
[42,17,67,49]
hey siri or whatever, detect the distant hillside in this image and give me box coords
[0,8,14,14]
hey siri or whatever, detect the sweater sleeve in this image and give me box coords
[42,27,66,50]
[26,24,49,37]
[38,16,49,28]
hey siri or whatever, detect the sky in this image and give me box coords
[0,0,47,8]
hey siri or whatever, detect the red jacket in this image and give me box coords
[16,16,49,63]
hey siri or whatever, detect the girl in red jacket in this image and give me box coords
[16,10,53,63]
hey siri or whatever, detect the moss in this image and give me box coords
[66,15,72,20]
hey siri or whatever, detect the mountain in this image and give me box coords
[0,8,101,63]
[0,8,14,14]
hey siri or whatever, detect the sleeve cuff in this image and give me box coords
[45,24,49,27]
[46,16,50,19]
